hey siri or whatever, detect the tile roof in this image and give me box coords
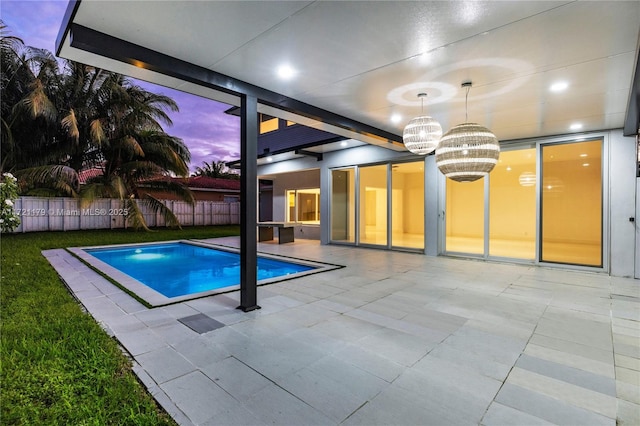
[79,171,241,192]
[78,167,104,184]
[145,175,241,191]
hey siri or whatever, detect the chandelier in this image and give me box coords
[402,93,442,155]
[435,82,500,182]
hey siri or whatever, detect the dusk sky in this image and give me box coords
[1,0,241,173]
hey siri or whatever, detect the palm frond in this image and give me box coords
[14,165,79,197]
[137,131,190,176]
[122,197,150,231]
[79,174,128,207]
[61,108,79,142]
[0,117,15,171]
[79,182,109,206]
[16,79,57,121]
[24,187,60,197]
[89,118,107,145]
[107,174,128,199]
[0,21,24,50]
[138,194,181,229]
[118,160,164,182]
[122,135,145,158]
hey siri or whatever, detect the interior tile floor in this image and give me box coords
[44,238,639,426]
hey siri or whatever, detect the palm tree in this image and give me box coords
[1,22,194,229]
[1,22,61,172]
[193,160,239,179]
[66,75,194,229]
[193,160,225,177]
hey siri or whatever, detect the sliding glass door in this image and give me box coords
[330,168,355,243]
[359,165,388,246]
[443,139,604,268]
[541,140,602,266]
[330,161,425,250]
[391,162,425,250]
[445,177,485,255]
[489,148,536,259]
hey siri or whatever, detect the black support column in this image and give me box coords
[238,94,260,312]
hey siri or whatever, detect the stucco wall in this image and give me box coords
[609,129,637,277]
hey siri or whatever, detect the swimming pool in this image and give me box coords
[70,241,339,306]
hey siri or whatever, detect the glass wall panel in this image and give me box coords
[445,177,484,254]
[359,165,388,246]
[331,168,355,242]
[489,149,536,259]
[391,162,424,249]
[541,140,602,266]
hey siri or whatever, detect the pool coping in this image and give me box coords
[68,239,343,307]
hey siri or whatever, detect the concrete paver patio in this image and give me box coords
[44,238,639,425]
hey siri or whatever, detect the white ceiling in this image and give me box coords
[58,0,640,150]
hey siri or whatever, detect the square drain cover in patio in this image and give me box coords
[178,313,224,334]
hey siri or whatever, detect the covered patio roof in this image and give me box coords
[57,1,640,145]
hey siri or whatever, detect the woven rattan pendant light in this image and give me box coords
[402,93,442,155]
[435,82,500,182]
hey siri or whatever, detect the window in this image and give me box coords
[286,188,320,224]
[259,114,279,134]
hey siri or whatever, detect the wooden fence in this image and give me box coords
[11,197,240,233]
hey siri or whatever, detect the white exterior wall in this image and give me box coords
[609,129,637,277]
[636,178,640,279]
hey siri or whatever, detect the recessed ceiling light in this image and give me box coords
[580,153,588,157]
[340,141,348,147]
[550,81,569,92]
[506,166,512,171]
[583,163,590,167]
[570,123,583,130]
[266,156,273,162]
[391,114,402,124]
[276,65,297,80]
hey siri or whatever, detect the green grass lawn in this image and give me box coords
[1,226,239,425]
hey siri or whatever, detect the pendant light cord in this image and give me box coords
[417,92,427,115]
[465,84,471,122]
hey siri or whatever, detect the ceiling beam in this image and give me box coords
[295,149,323,161]
[58,17,404,146]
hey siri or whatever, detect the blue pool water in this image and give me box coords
[86,242,314,297]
